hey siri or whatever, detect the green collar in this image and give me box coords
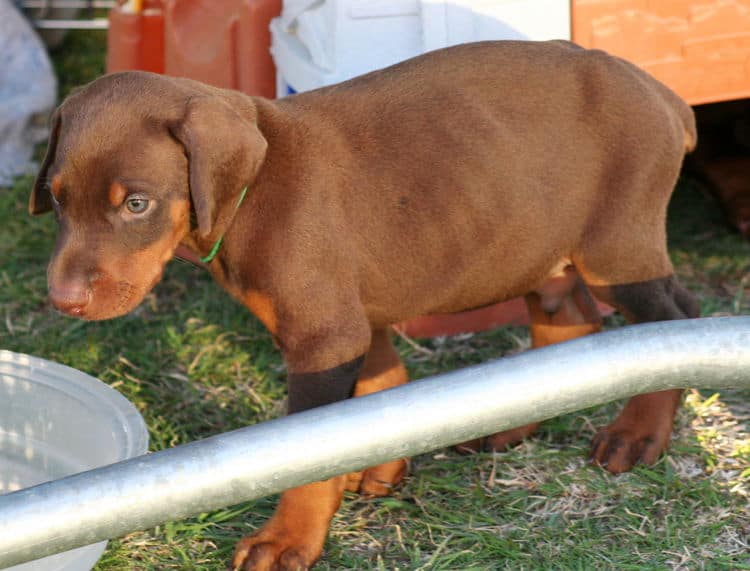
[200,186,248,264]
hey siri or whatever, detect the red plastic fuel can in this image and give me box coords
[107,0,165,74]
[107,0,280,98]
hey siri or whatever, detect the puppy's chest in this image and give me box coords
[241,289,278,334]
[217,268,279,334]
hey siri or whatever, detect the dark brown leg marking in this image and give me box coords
[589,275,699,473]
[594,275,699,325]
[287,355,365,413]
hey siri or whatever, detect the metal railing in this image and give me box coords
[0,317,748,568]
[16,0,114,30]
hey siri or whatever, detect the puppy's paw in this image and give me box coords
[231,478,344,570]
[589,425,670,474]
[345,458,408,496]
[453,438,483,454]
[454,422,541,454]
[230,532,319,571]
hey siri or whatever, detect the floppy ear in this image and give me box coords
[169,95,268,239]
[29,108,62,215]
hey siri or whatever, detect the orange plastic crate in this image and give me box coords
[573,0,750,105]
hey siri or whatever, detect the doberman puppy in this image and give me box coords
[31,41,698,570]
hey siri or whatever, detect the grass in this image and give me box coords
[0,29,748,570]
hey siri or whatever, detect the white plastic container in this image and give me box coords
[0,350,149,571]
[271,0,571,96]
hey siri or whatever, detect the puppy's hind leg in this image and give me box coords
[572,143,698,473]
[586,276,700,473]
[456,268,603,453]
[345,328,409,496]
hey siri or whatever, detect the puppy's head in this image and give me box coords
[30,71,267,320]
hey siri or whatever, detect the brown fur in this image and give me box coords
[31,41,697,570]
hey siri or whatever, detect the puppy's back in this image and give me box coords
[260,41,695,319]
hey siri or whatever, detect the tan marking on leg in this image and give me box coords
[346,329,409,496]
[459,270,602,453]
[587,276,698,473]
[231,476,347,571]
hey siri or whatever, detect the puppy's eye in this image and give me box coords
[125,197,149,214]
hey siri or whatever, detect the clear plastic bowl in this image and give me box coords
[0,350,149,571]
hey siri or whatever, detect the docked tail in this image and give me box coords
[659,83,697,152]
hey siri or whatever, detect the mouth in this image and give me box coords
[47,220,184,320]
[49,266,166,321]
[114,280,138,314]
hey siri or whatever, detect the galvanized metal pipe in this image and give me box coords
[22,1,115,8]
[31,19,108,29]
[1,316,749,568]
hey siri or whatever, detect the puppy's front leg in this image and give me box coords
[231,477,348,571]
[231,321,370,571]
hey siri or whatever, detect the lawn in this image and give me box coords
[0,30,748,571]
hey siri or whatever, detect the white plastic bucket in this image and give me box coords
[0,351,149,571]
